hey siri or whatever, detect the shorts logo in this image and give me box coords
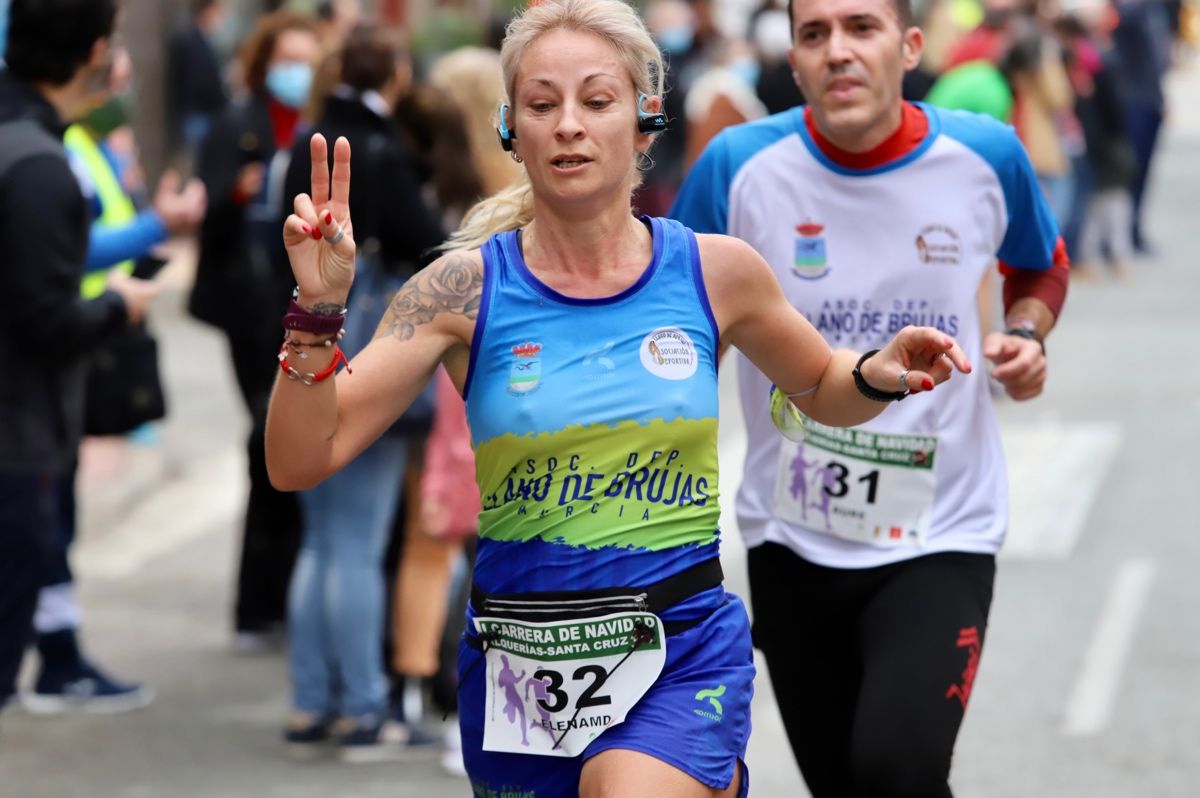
[640,327,697,380]
[508,342,542,396]
[793,222,830,280]
[694,684,726,722]
[945,626,982,710]
[915,224,962,265]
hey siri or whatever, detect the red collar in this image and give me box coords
[267,98,302,150]
[804,102,929,171]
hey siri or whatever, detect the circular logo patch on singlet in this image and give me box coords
[640,327,698,380]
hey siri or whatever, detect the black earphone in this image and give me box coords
[495,94,668,151]
[636,94,668,134]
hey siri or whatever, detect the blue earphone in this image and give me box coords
[495,94,667,151]
[496,103,516,152]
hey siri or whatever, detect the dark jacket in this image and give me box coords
[0,72,128,474]
[283,91,445,273]
[166,23,227,144]
[190,95,293,341]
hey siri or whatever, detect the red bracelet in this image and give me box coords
[277,341,352,385]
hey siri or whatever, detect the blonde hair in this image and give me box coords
[429,47,522,198]
[442,0,665,252]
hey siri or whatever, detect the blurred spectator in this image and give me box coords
[640,0,705,215]
[416,366,482,777]
[393,82,482,226]
[1004,18,1078,226]
[925,59,1014,120]
[22,49,206,716]
[166,0,229,156]
[384,45,523,772]
[0,0,155,713]
[427,47,522,202]
[189,10,320,654]
[280,23,445,761]
[1113,0,1172,253]
[748,3,804,114]
[315,0,363,48]
[684,37,768,167]
[1059,0,1137,275]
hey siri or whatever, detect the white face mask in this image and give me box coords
[753,9,794,62]
[265,61,313,110]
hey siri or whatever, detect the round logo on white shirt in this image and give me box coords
[640,327,698,380]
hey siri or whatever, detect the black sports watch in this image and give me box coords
[1004,320,1045,353]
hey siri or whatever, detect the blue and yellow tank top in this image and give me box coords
[465,217,722,615]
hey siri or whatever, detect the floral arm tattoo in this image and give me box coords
[375,254,483,342]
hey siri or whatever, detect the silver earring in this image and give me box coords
[511,152,523,164]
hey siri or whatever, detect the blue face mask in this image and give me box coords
[657,25,695,56]
[265,61,313,110]
[728,58,762,89]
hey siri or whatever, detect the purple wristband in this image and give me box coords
[282,299,346,335]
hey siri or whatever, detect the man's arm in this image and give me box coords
[669,132,732,235]
[987,128,1070,399]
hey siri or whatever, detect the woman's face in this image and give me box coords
[270,28,319,71]
[510,29,650,208]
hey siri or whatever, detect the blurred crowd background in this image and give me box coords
[0,0,1195,781]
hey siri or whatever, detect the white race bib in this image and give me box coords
[474,611,667,757]
[773,415,938,548]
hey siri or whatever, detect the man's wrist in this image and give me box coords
[1003,321,1045,353]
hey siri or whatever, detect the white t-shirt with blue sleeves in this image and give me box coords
[672,103,1058,568]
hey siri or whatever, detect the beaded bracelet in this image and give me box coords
[277,341,351,385]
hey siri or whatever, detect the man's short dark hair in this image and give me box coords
[6,0,118,86]
[339,25,407,94]
[788,0,915,32]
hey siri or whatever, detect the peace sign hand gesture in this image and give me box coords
[283,134,356,306]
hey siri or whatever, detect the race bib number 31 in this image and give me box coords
[473,611,666,757]
[773,414,938,548]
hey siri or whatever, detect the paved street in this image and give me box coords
[2,62,1199,798]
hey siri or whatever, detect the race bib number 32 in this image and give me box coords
[473,611,666,757]
[773,414,938,548]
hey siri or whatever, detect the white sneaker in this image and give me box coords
[440,723,467,777]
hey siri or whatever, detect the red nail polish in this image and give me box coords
[311,228,322,240]
[922,378,934,391]
[324,211,333,225]
[301,224,310,235]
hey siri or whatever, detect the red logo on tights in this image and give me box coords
[945,626,981,710]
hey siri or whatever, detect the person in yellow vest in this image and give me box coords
[67,114,206,296]
[21,51,205,715]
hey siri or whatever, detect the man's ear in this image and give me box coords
[87,36,113,70]
[787,48,802,88]
[901,26,924,72]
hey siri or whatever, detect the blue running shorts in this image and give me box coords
[457,593,755,797]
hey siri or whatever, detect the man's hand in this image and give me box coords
[105,270,159,325]
[153,169,207,233]
[984,331,1046,400]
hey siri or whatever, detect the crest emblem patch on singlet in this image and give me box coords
[793,222,830,280]
[508,342,543,396]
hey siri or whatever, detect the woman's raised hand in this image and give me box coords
[283,134,356,305]
[861,326,973,395]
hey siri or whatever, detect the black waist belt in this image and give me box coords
[468,557,724,640]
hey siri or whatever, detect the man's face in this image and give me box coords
[787,0,922,149]
[77,36,127,118]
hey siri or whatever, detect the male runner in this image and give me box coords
[671,0,1069,793]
